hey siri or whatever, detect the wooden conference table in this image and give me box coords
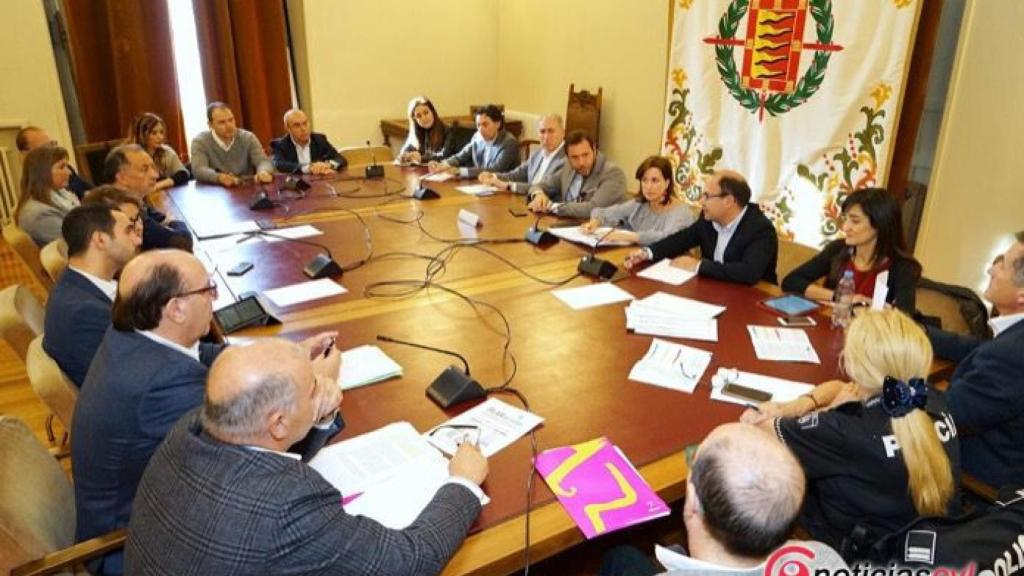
[164,165,846,575]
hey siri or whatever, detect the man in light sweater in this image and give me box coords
[190,102,274,187]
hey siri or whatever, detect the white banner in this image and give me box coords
[662,0,920,246]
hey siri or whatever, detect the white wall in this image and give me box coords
[915,0,1024,293]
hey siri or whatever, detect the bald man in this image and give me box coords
[104,144,192,251]
[625,170,778,285]
[479,114,567,194]
[72,250,340,576]
[600,423,845,575]
[127,339,489,576]
[270,108,346,175]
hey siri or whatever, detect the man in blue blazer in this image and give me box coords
[928,232,1024,488]
[478,114,567,194]
[428,104,519,179]
[270,108,346,174]
[43,204,141,387]
[127,339,488,575]
[71,249,341,576]
[625,170,778,285]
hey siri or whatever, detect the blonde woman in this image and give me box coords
[741,309,959,556]
[16,145,81,246]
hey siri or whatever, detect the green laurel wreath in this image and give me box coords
[715,0,835,117]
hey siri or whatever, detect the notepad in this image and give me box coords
[552,283,635,310]
[628,338,712,394]
[747,325,820,364]
[263,279,347,307]
[425,398,544,457]
[338,345,403,390]
[636,258,697,286]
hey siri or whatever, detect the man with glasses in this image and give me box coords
[126,339,488,575]
[105,144,193,251]
[72,249,341,576]
[625,170,778,285]
[43,203,142,388]
[478,114,567,194]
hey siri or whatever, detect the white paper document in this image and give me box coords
[422,172,454,182]
[264,225,324,241]
[633,291,726,319]
[191,219,261,239]
[636,258,697,286]
[552,282,635,310]
[628,338,712,394]
[263,278,347,307]
[626,306,719,342]
[547,226,632,247]
[425,397,544,457]
[338,345,403,390]
[455,184,497,196]
[709,368,814,406]
[872,270,890,310]
[747,325,821,364]
[197,226,324,255]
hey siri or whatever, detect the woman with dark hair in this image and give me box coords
[579,155,695,245]
[16,145,81,246]
[782,188,920,313]
[398,96,456,164]
[125,112,189,189]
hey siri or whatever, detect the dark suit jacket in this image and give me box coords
[126,410,481,576]
[41,268,111,387]
[648,204,778,285]
[270,132,346,174]
[68,166,93,199]
[781,239,919,313]
[930,320,1024,488]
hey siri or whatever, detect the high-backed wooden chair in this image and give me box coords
[337,145,394,166]
[0,415,126,576]
[3,224,54,292]
[566,84,603,147]
[0,284,45,364]
[26,336,78,444]
[73,139,122,186]
[518,139,539,163]
[40,239,68,284]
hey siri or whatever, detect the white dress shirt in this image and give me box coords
[990,311,1024,337]
[711,206,748,263]
[68,265,117,300]
[137,330,201,362]
[292,137,312,173]
[532,142,564,184]
[211,132,236,152]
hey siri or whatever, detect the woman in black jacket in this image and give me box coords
[782,188,920,313]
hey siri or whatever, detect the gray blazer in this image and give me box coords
[17,195,76,247]
[534,151,628,219]
[444,129,519,178]
[126,411,481,576]
[497,144,567,194]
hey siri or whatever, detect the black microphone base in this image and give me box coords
[303,253,343,279]
[249,190,274,210]
[578,255,618,280]
[525,227,558,246]
[413,185,440,200]
[365,165,385,179]
[427,365,486,409]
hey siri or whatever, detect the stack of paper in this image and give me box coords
[628,338,712,394]
[625,292,725,342]
[547,226,632,247]
[309,422,488,529]
[535,437,671,539]
[636,258,697,286]
[747,325,820,364]
[197,225,324,254]
[263,278,347,307]
[338,345,403,390]
[709,369,814,406]
[455,184,497,196]
[425,397,544,457]
[552,283,635,310]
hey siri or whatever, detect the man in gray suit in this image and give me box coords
[427,104,519,179]
[126,338,490,576]
[479,114,566,194]
[527,130,627,219]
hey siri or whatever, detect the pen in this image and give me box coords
[322,337,335,359]
[746,403,762,413]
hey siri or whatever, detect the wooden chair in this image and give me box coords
[0,284,45,364]
[26,336,78,449]
[776,238,819,284]
[3,224,54,292]
[566,83,603,147]
[468,104,505,116]
[40,239,67,285]
[0,415,126,576]
[73,139,123,186]
[916,282,975,336]
[337,145,394,166]
[518,139,539,163]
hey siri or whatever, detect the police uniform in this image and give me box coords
[775,394,961,555]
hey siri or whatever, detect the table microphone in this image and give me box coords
[255,231,343,279]
[524,213,558,246]
[376,335,486,409]
[250,183,276,210]
[364,139,385,179]
[578,223,620,280]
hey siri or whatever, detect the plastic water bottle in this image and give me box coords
[832,270,856,329]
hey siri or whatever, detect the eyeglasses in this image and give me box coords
[701,192,728,201]
[173,278,218,299]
